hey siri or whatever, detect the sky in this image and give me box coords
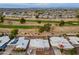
[0,3,79,8]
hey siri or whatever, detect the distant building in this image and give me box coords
[1,8,77,19]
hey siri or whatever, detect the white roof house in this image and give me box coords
[50,37,74,49]
[16,37,29,49]
[29,39,50,48]
[8,37,29,49]
[0,36,10,47]
[68,37,79,45]
[27,39,50,55]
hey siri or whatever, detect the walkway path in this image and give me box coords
[53,47,62,55]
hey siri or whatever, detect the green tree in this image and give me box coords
[68,49,77,55]
[76,33,79,37]
[35,15,39,18]
[0,15,5,23]
[76,10,79,18]
[59,20,65,26]
[44,23,51,32]
[76,14,79,18]
[39,23,51,33]
[37,21,41,24]
[39,27,44,33]
[9,29,18,39]
[20,18,26,24]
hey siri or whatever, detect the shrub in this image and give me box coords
[20,18,26,24]
[59,20,65,26]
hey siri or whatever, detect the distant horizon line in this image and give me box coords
[0,7,79,9]
[0,3,79,8]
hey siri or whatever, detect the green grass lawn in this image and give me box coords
[0,24,42,29]
[64,21,79,26]
[6,18,79,24]
[1,21,79,29]
[7,19,60,23]
[1,19,79,29]
[25,20,60,23]
[10,19,79,26]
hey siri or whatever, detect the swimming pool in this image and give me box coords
[0,40,10,50]
[11,39,18,44]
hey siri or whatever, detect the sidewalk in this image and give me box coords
[53,47,62,55]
